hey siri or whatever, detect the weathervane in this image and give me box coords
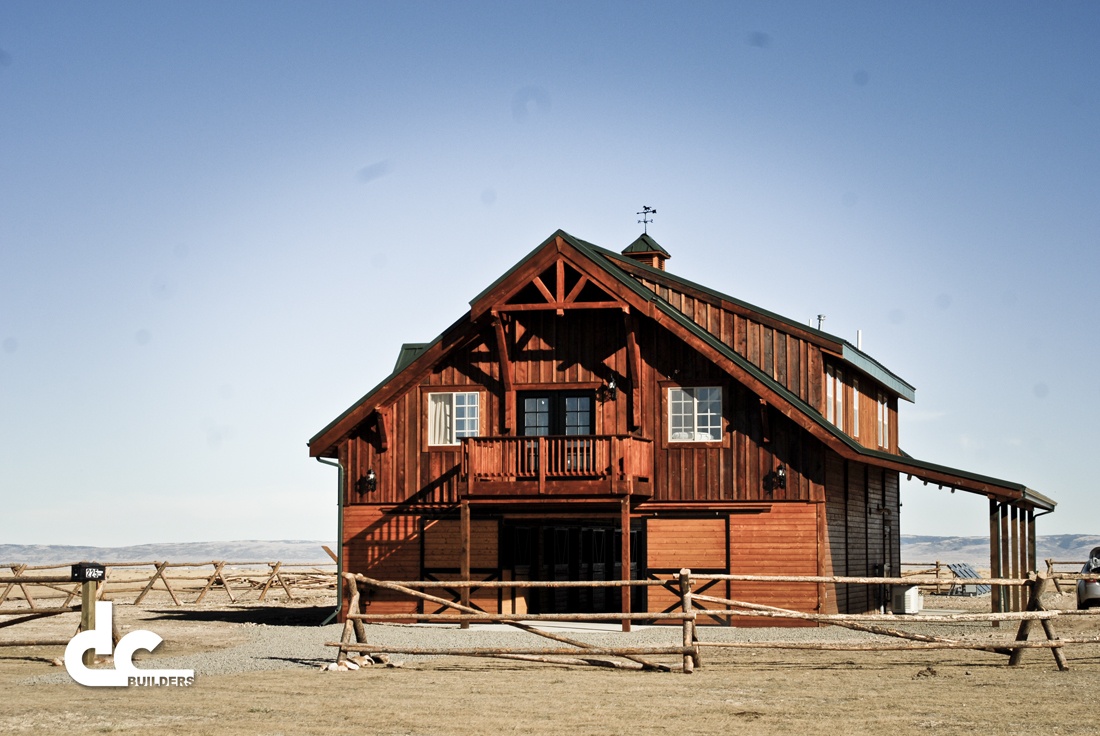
[637,205,656,234]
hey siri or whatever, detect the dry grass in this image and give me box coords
[1,592,1098,735]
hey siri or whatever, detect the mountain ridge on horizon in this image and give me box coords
[2,535,1097,567]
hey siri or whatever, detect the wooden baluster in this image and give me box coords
[538,437,546,494]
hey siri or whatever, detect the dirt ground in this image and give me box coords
[2,595,1098,736]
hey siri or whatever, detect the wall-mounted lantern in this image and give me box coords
[598,377,618,402]
[764,463,787,496]
[358,468,377,494]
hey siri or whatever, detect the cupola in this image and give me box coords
[621,232,671,271]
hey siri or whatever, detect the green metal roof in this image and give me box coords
[312,228,1052,510]
[585,238,916,402]
[622,232,670,257]
[394,343,430,373]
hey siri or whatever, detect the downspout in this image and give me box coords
[316,456,343,626]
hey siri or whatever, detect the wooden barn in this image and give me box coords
[309,229,1054,624]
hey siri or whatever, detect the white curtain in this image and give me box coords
[429,393,453,445]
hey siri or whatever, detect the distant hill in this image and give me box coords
[901,534,1100,567]
[0,540,335,566]
[2,536,1097,569]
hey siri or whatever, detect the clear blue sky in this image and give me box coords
[2,2,1098,545]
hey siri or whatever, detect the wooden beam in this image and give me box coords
[990,499,1002,617]
[492,315,514,434]
[759,399,771,444]
[460,500,471,630]
[496,301,625,312]
[1000,503,1011,611]
[532,275,555,304]
[621,496,631,633]
[1027,508,1036,576]
[375,409,389,452]
[624,309,641,431]
[565,274,589,303]
[1010,504,1020,611]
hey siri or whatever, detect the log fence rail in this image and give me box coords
[333,569,1100,674]
[0,561,336,612]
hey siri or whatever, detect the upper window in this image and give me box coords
[826,366,844,431]
[428,391,479,446]
[852,378,860,439]
[668,387,722,442]
[877,392,889,449]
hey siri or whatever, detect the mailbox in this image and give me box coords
[71,562,106,582]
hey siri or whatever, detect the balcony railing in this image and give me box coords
[461,435,653,498]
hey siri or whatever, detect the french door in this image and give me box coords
[519,391,595,473]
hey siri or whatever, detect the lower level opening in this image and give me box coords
[500,520,645,615]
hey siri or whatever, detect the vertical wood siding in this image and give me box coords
[634,276,901,452]
[822,457,901,613]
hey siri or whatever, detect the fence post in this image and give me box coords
[80,580,97,666]
[679,568,696,673]
[1046,559,1063,593]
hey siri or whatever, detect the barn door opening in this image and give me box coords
[501,520,644,615]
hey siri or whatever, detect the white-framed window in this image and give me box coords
[877,391,889,449]
[668,386,722,442]
[852,378,860,439]
[428,391,479,446]
[826,366,844,431]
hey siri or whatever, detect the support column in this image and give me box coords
[620,496,631,633]
[460,500,471,630]
[1027,508,1037,576]
[989,499,1002,619]
[1000,501,1011,612]
[1010,504,1020,611]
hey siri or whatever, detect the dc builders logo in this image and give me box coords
[65,601,195,687]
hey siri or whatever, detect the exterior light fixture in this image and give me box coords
[598,378,618,402]
[764,463,787,496]
[359,468,377,494]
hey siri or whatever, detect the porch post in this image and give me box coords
[989,499,1002,619]
[620,495,631,633]
[1009,504,1020,611]
[1027,508,1036,576]
[460,500,471,630]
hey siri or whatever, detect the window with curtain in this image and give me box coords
[428,392,479,445]
[668,386,722,442]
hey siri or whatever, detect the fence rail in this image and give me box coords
[0,560,336,612]
[332,569,1100,674]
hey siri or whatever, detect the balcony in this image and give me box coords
[460,435,653,499]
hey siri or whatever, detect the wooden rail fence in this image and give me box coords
[331,570,1100,674]
[0,576,122,655]
[0,561,336,612]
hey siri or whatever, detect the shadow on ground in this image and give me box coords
[146,606,335,627]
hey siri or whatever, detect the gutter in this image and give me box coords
[316,456,342,626]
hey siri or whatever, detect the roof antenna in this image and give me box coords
[637,205,656,234]
[816,314,826,330]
